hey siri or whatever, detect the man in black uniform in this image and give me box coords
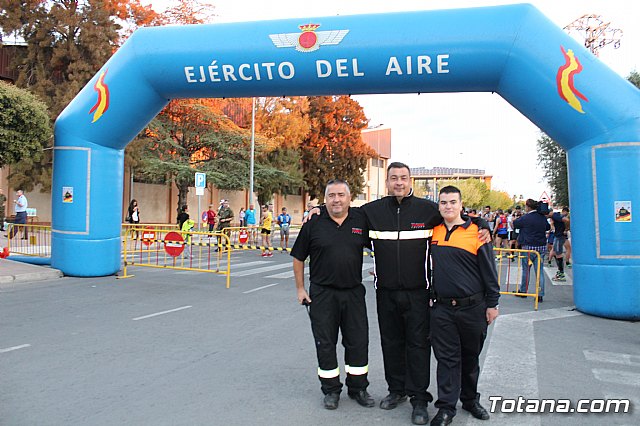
[429,186,500,425]
[363,162,443,425]
[291,179,374,410]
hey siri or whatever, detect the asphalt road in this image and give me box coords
[1,249,638,426]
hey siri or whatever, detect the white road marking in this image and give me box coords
[266,267,306,279]
[592,369,640,387]
[243,283,280,294]
[0,344,31,354]
[584,350,640,367]
[478,307,582,425]
[232,263,291,277]
[132,305,192,321]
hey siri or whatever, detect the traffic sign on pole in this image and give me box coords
[195,172,206,231]
[195,172,206,188]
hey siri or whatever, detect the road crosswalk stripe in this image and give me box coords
[232,263,293,277]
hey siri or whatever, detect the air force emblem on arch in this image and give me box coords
[269,24,349,52]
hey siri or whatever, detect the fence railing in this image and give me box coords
[4,224,52,257]
[493,247,542,310]
[120,227,231,288]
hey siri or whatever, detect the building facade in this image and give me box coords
[411,166,492,201]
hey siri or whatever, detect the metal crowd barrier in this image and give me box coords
[4,224,52,257]
[119,227,231,288]
[493,247,542,310]
[121,223,178,253]
[214,224,302,249]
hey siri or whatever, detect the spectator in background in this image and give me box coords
[177,205,190,231]
[127,199,140,241]
[303,202,315,219]
[206,204,217,233]
[181,218,195,259]
[277,207,292,251]
[0,188,6,231]
[8,190,28,240]
[8,190,29,239]
[127,199,140,225]
[513,199,550,302]
[217,200,234,250]
[482,206,495,234]
[239,207,246,227]
[547,207,570,282]
[493,209,508,251]
[512,206,523,249]
[563,208,572,268]
[245,204,257,245]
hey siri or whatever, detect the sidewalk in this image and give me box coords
[0,233,62,285]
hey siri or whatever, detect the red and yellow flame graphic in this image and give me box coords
[89,69,109,123]
[556,47,588,114]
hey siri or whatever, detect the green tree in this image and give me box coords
[482,190,513,211]
[536,133,568,207]
[0,82,52,190]
[301,96,374,202]
[627,70,640,89]
[437,179,489,209]
[0,0,145,191]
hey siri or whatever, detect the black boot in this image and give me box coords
[411,400,429,425]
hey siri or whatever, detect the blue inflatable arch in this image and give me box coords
[53,4,640,319]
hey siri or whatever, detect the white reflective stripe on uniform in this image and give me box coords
[345,365,369,375]
[399,229,433,239]
[368,230,397,240]
[369,229,433,240]
[318,367,340,378]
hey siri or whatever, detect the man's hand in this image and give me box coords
[297,287,311,305]
[479,228,491,244]
[302,207,321,224]
[486,307,499,325]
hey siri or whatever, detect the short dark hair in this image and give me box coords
[181,205,188,212]
[387,161,411,174]
[439,185,462,198]
[484,205,491,209]
[526,198,538,210]
[562,207,570,213]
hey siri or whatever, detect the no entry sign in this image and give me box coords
[239,228,249,244]
[164,231,185,257]
[141,228,156,246]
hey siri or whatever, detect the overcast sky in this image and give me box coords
[146,0,639,199]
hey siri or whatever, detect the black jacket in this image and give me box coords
[362,195,442,290]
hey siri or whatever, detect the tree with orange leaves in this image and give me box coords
[301,96,375,202]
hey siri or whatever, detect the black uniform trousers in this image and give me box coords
[431,301,487,415]
[309,283,369,395]
[376,287,431,402]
